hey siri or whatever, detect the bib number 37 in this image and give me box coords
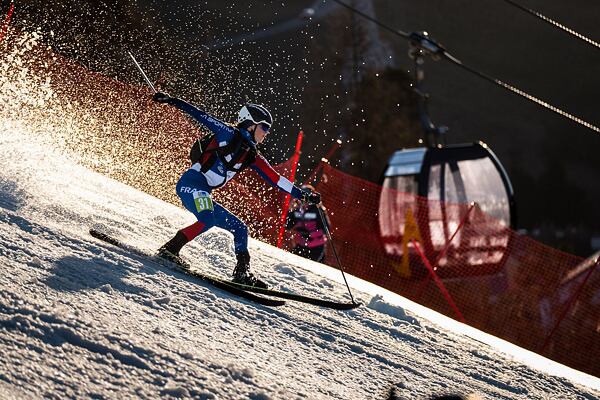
[193,191,214,212]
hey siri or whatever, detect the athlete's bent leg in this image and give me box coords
[211,203,266,288]
[159,179,216,258]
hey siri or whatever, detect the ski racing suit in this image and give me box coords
[286,203,329,262]
[163,97,304,255]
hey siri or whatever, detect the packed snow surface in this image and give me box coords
[1,128,599,400]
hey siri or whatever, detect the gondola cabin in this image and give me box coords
[378,141,516,278]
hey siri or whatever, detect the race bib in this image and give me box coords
[193,190,214,212]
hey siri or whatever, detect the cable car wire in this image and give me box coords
[447,53,600,134]
[502,0,600,51]
[331,0,600,135]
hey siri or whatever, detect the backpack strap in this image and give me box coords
[190,129,257,174]
[189,132,217,163]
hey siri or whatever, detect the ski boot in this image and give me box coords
[232,251,268,289]
[157,231,190,270]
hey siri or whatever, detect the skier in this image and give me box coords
[152,92,321,288]
[286,184,330,263]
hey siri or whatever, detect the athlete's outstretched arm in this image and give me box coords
[158,95,233,136]
[251,154,303,199]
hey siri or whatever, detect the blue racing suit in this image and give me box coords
[164,97,303,254]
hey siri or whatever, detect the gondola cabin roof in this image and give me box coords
[384,142,510,180]
[384,147,427,177]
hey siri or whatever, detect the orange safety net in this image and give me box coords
[307,163,600,378]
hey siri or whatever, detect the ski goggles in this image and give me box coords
[259,123,271,132]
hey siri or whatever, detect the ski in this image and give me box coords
[89,228,360,310]
[217,280,361,310]
[89,229,285,307]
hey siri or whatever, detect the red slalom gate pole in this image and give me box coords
[0,1,15,45]
[276,130,304,248]
[412,239,466,323]
[415,203,476,301]
[434,202,476,266]
[540,257,600,353]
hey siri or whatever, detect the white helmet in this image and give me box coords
[237,104,273,127]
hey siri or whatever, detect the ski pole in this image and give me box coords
[318,206,357,304]
[127,51,157,93]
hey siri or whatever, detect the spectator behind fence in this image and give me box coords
[286,184,331,263]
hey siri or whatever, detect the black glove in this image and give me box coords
[301,188,321,205]
[152,92,171,103]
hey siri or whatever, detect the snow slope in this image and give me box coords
[1,127,599,400]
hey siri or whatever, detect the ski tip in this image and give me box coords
[89,228,123,247]
[89,227,103,237]
[338,302,361,310]
[89,228,108,240]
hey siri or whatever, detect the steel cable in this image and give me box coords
[502,0,600,51]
